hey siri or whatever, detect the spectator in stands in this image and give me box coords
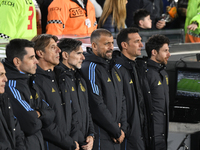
[0,62,26,150]
[184,0,200,43]
[164,0,188,29]
[98,0,127,33]
[125,0,141,27]
[4,39,55,150]
[56,38,95,150]
[176,0,188,28]
[32,34,79,150]
[115,27,148,150]
[81,29,127,150]
[46,0,97,36]
[137,35,171,150]
[143,0,166,30]
[133,9,152,30]
[0,0,37,40]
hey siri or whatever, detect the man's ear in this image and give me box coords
[91,42,97,51]
[13,57,21,67]
[151,49,157,56]
[121,42,128,49]
[62,51,69,60]
[36,50,43,58]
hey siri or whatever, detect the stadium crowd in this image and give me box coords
[0,0,196,149]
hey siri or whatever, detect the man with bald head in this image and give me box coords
[81,29,127,150]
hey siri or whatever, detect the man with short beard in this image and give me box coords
[81,29,127,150]
[55,38,95,150]
[137,34,171,150]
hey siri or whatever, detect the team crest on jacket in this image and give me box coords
[52,88,56,92]
[80,83,86,92]
[165,75,168,85]
[65,89,67,92]
[115,72,121,82]
[30,95,33,99]
[72,87,75,91]
[107,77,111,82]
[158,81,162,85]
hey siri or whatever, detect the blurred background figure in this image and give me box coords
[0,0,37,40]
[46,0,97,36]
[184,0,200,43]
[90,0,103,22]
[98,0,127,33]
[143,0,166,30]
[133,9,152,30]
[33,0,42,35]
[126,0,142,27]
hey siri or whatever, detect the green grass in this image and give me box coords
[177,78,200,93]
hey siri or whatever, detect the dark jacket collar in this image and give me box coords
[147,59,166,71]
[84,48,112,70]
[3,58,31,80]
[113,51,136,70]
[36,65,55,80]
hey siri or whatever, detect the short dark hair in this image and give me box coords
[6,39,34,63]
[31,34,58,59]
[145,34,170,58]
[133,9,150,26]
[57,38,82,61]
[90,28,112,44]
[116,27,139,51]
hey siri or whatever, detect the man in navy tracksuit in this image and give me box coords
[0,62,25,150]
[55,38,95,150]
[81,29,127,150]
[32,34,79,150]
[4,39,55,150]
[114,27,148,150]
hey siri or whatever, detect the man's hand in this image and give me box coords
[81,136,94,150]
[36,111,41,118]
[117,130,125,144]
[187,24,198,31]
[112,137,118,143]
[75,141,80,150]
[156,20,166,29]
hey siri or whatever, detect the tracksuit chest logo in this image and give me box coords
[52,88,56,92]
[158,81,162,85]
[129,79,133,84]
[107,77,111,82]
[30,95,33,99]
[115,72,121,82]
[65,89,67,92]
[80,83,86,92]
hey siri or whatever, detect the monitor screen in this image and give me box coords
[176,68,200,99]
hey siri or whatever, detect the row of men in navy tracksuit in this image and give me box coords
[0,27,170,150]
